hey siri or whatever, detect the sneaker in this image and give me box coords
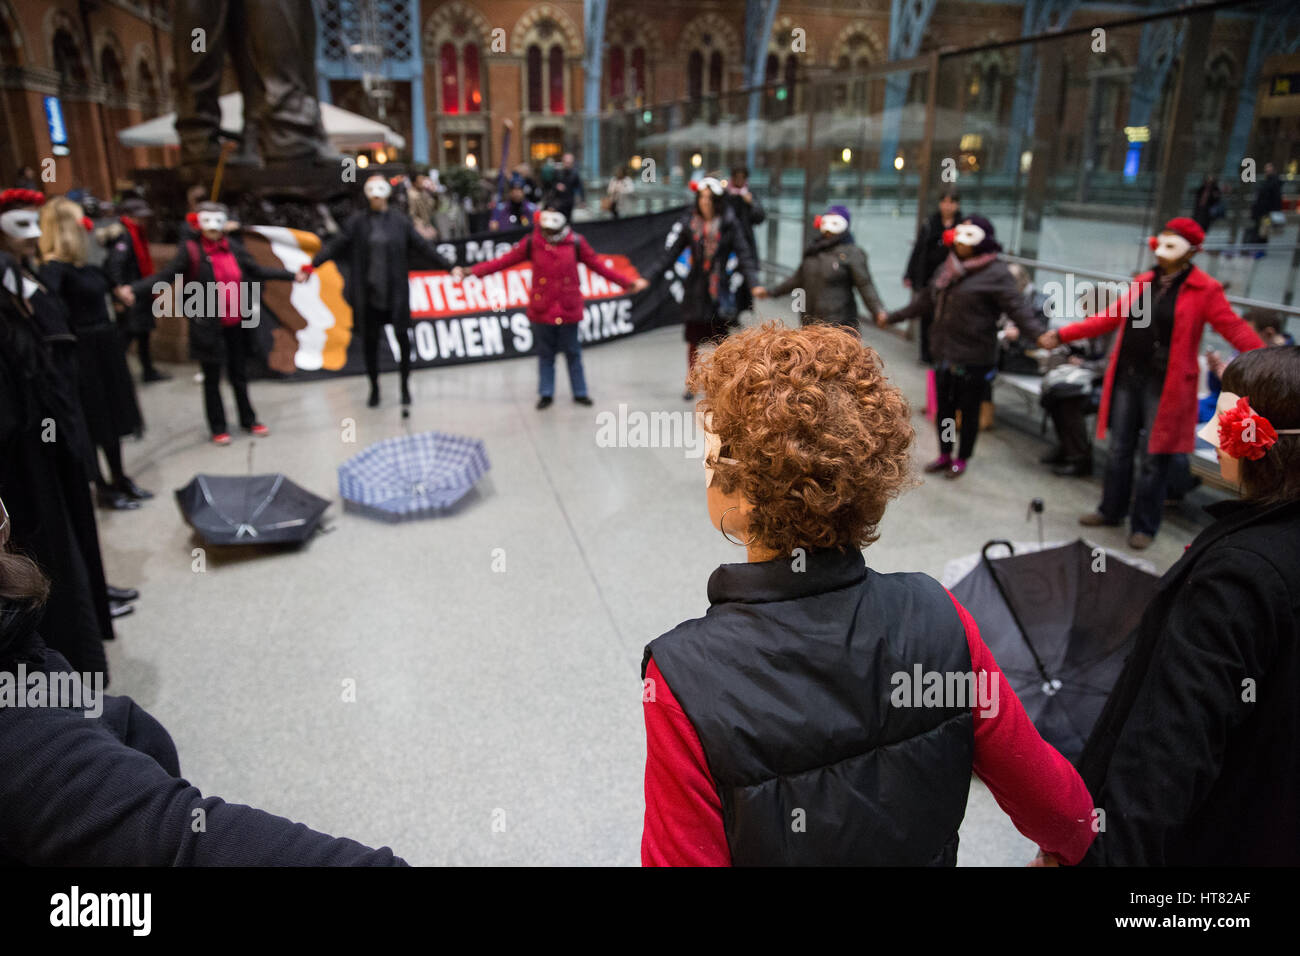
[212,432,232,445]
[945,459,967,479]
[1128,532,1154,550]
[96,487,142,510]
[574,396,593,406]
[536,396,554,410]
[116,476,154,500]
[1078,511,1119,527]
[923,454,952,473]
[245,423,270,437]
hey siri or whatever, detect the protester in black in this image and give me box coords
[904,189,961,363]
[309,174,453,409]
[38,197,149,510]
[1077,346,1300,865]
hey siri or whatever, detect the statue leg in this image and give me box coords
[173,0,232,165]
[242,0,333,163]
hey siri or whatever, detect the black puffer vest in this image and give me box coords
[643,548,974,865]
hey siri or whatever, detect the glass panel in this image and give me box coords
[464,43,481,113]
[527,45,542,114]
[439,42,458,114]
[549,45,565,114]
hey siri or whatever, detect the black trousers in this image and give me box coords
[201,325,256,435]
[1045,394,1092,461]
[935,363,994,460]
[363,306,411,388]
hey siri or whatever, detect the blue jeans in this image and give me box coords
[535,323,587,398]
[1099,374,1173,537]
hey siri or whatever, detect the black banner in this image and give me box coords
[252,206,691,379]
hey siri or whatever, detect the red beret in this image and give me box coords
[0,188,46,213]
[1161,217,1205,248]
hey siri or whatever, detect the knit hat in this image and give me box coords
[1158,217,1205,249]
[958,215,1001,255]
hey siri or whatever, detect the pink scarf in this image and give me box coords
[932,250,999,290]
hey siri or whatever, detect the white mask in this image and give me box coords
[954,223,986,248]
[364,178,392,200]
[820,214,848,236]
[1154,233,1191,263]
[0,209,41,241]
[538,210,566,231]
[197,210,227,234]
[697,411,738,488]
[696,177,724,196]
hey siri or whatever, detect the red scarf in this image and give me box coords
[690,214,723,300]
[120,216,154,275]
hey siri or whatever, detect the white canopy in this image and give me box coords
[116,92,406,150]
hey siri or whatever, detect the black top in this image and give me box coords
[38,260,115,331]
[1079,498,1300,865]
[365,210,395,311]
[1115,266,1188,383]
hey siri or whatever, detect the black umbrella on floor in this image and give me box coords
[176,473,330,546]
[949,539,1160,762]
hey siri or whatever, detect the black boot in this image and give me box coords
[116,476,154,500]
[1040,445,1066,465]
[97,486,141,510]
[1052,457,1093,477]
[367,381,380,408]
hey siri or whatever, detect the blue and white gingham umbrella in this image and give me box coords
[337,431,490,522]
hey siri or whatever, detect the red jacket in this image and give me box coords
[1058,266,1264,455]
[470,226,636,326]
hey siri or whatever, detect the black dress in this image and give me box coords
[39,260,143,457]
[0,272,113,680]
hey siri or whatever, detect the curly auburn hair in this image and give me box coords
[688,322,916,554]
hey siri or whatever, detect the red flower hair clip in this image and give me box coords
[1219,395,1280,460]
[942,227,956,246]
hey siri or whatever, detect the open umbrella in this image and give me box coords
[948,538,1160,761]
[337,431,490,522]
[176,473,330,546]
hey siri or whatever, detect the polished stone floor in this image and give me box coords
[98,300,1217,865]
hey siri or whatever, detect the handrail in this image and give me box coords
[998,253,1300,318]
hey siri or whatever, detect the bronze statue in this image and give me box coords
[173,0,336,167]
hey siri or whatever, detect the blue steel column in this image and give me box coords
[408,0,428,164]
[1003,0,1079,176]
[583,0,609,184]
[880,0,936,171]
[744,0,780,172]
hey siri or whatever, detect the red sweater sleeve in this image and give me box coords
[944,589,1098,865]
[640,656,731,866]
[469,238,529,278]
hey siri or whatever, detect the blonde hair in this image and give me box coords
[37,196,88,268]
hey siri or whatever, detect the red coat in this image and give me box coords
[470,226,635,326]
[1058,266,1264,455]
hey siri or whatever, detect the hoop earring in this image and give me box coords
[719,505,748,547]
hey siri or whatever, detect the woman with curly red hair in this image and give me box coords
[1077,345,1300,865]
[641,322,1096,866]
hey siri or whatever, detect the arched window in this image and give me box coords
[527,44,543,112]
[440,41,459,114]
[765,52,778,84]
[101,47,126,94]
[463,43,481,112]
[708,50,723,95]
[609,45,625,100]
[52,29,86,86]
[688,49,703,100]
[548,44,565,113]
[136,59,157,103]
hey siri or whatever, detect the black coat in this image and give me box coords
[39,260,142,448]
[1078,498,1300,865]
[313,208,452,331]
[770,234,884,327]
[651,207,760,344]
[887,257,1043,367]
[905,210,958,289]
[723,189,766,253]
[133,235,295,365]
[101,221,155,334]
[0,609,407,866]
[0,281,112,679]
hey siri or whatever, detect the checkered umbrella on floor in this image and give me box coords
[337,431,490,522]
[175,473,331,546]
